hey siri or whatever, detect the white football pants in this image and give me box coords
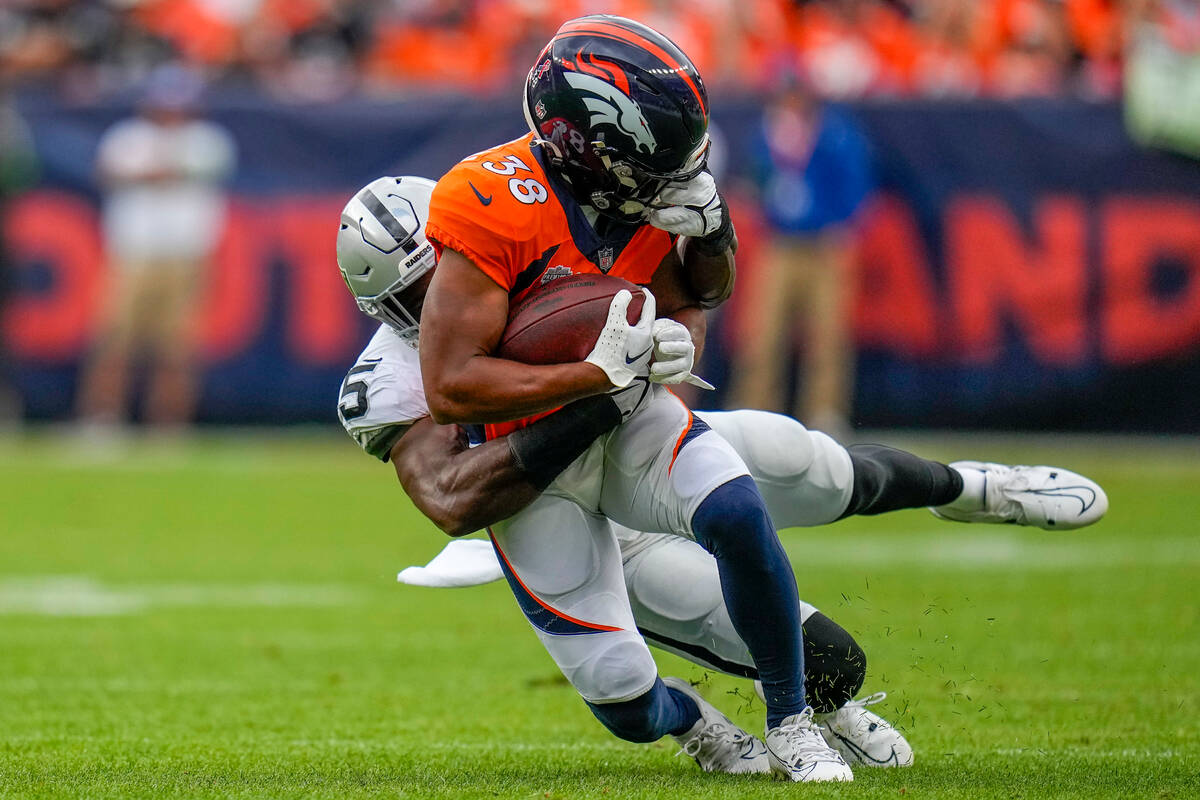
[488,399,855,703]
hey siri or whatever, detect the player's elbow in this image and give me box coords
[408,488,475,537]
[438,514,478,539]
[425,389,468,425]
[428,506,472,537]
[424,377,479,425]
[427,495,482,538]
[420,473,486,537]
[397,465,471,536]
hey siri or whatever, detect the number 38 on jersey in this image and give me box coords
[480,154,547,205]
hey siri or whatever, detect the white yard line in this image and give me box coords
[0,576,365,616]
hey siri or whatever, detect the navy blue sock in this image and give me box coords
[585,677,701,743]
[692,475,806,729]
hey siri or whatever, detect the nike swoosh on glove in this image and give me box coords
[649,318,715,390]
[585,289,656,388]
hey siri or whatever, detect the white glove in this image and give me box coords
[585,289,656,388]
[608,376,652,420]
[646,171,726,239]
[649,318,715,390]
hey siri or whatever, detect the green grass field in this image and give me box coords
[1,430,1197,799]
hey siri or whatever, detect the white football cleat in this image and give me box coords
[931,461,1107,530]
[817,692,913,767]
[663,677,771,775]
[764,707,854,782]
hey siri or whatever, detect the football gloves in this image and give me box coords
[646,171,735,255]
[649,318,715,389]
[585,289,656,388]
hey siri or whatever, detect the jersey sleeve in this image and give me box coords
[425,151,547,292]
[337,331,430,462]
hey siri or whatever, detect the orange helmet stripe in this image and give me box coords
[552,20,708,119]
[575,51,631,96]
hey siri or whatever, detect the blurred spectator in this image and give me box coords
[910,0,987,96]
[0,0,1153,100]
[729,75,873,437]
[1125,0,1200,158]
[75,66,235,432]
[976,0,1073,97]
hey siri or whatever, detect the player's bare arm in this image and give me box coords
[419,247,612,424]
[644,244,715,389]
[648,244,708,359]
[388,419,534,537]
[680,233,737,309]
[390,393,623,537]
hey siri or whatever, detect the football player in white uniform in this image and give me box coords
[335,175,1107,778]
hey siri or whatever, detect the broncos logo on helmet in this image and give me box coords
[562,71,658,156]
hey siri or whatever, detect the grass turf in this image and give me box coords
[0,430,1197,798]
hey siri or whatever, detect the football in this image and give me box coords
[497,273,647,365]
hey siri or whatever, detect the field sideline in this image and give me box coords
[1,430,1197,799]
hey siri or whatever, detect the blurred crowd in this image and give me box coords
[1,0,1196,102]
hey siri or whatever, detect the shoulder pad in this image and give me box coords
[337,327,428,461]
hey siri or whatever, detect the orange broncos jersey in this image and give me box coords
[425,133,677,438]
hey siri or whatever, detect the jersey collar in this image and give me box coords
[530,142,641,274]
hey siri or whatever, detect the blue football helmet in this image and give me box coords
[523,15,711,222]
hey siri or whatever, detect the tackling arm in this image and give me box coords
[390,394,623,537]
[418,248,613,424]
[390,419,537,537]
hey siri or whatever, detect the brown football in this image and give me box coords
[497,273,646,365]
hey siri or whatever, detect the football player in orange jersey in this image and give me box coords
[413,16,1106,783]
[338,173,1106,776]
[417,16,855,782]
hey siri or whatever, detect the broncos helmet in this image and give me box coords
[337,176,437,342]
[523,15,710,222]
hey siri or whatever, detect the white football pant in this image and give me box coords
[488,397,854,704]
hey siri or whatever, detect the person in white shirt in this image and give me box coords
[77,65,235,430]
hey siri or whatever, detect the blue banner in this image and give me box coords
[5,92,1200,431]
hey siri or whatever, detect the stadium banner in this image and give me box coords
[4,93,1200,431]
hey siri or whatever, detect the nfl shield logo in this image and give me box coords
[598,247,614,273]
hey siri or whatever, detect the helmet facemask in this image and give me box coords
[599,134,710,218]
[532,118,710,224]
[350,249,435,343]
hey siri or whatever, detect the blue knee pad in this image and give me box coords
[584,678,699,743]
